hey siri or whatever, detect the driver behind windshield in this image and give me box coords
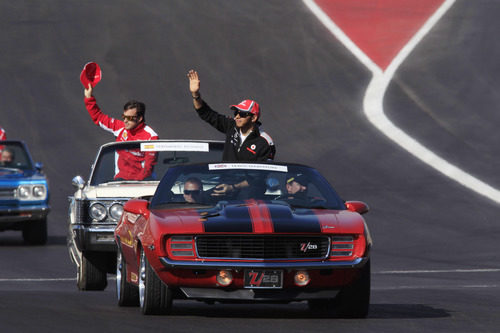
[0,148,15,167]
[183,177,203,203]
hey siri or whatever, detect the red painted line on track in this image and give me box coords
[314,0,444,70]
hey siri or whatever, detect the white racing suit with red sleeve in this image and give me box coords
[85,97,159,180]
[0,127,6,140]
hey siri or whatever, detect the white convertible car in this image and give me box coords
[67,139,224,290]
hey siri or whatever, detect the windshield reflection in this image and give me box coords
[151,163,345,210]
[90,141,224,185]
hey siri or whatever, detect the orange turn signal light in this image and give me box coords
[216,270,233,286]
[294,270,310,286]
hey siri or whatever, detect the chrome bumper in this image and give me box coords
[0,205,50,223]
[160,257,366,270]
[180,287,340,301]
[71,225,117,252]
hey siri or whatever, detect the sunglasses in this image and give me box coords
[184,189,201,195]
[233,110,252,118]
[122,115,138,121]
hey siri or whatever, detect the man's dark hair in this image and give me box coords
[185,177,202,189]
[123,100,146,121]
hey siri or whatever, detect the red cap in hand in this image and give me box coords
[80,62,102,88]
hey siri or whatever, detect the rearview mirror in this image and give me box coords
[35,162,43,171]
[72,175,85,190]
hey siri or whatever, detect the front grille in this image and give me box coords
[0,187,16,200]
[75,199,88,223]
[196,235,330,259]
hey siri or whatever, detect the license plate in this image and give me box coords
[244,269,283,289]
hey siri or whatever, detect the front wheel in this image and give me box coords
[335,259,370,318]
[116,250,139,306]
[77,252,107,291]
[22,218,47,245]
[139,248,172,315]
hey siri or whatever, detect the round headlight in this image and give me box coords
[33,185,47,198]
[109,203,124,220]
[89,203,107,221]
[18,186,31,199]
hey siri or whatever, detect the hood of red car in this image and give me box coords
[151,201,365,234]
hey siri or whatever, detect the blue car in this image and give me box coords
[0,140,50,244]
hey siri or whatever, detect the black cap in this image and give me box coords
[286,173,308,186]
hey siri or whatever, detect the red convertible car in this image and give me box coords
[115,162,372,317]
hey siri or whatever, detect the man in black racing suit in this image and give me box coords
[187,69,275,162]
[187,69,276,196]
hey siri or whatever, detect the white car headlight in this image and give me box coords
[17,186,31,199]
[16,184,48,201]
[89,203,107,221]
[109,203,124,220]
[33,185,47,198]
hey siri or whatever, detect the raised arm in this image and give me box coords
[187,69,203,109]
[83,83,123,135]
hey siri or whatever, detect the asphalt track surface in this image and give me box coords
[1,1,499,332]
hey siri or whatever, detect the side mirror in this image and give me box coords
[35,162,43,171]
[123,199,150,218]
[72,175,85,190]
[345,201,369,215]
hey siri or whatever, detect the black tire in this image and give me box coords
[77,252,107,291]
[22,218,47,245]
[139,248,172,315]
[335,260,371,318]
[116,250,139,306]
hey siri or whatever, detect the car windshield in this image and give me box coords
[89,141,224,186]
[0,141,34,170]
[150,163,346,210]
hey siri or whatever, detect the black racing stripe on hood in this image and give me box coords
[201,205,253,233]
[268,206,321,233]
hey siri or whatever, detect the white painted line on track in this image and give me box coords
[303,1,500,204]
[0,277,116,282]
[374,284,499,290]
[0,278,75,282]
[301,0,382,75]
[1,269,498,283]
[376,268,500,274]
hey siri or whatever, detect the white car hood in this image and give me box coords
[83,182,159,199]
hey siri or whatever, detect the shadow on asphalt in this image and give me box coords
[367,304,450,319]
[164,302,450,319]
